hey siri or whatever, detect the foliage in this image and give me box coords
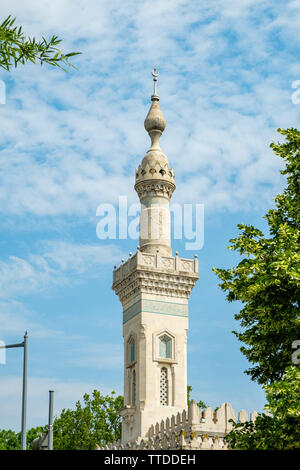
[52,389,123,450]
[0,16,81,71]
[0,426,46,450]
[0,390,123,450]
[187,385,207,409]
[26,425,48,449]
[264,365,300,419]
[225,414,291,450]
[225,366,300,450]
[0,429,20,450]
[213,128,300,385]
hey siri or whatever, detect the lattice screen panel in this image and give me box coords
[132,370,136,405]
[160,367,168,405]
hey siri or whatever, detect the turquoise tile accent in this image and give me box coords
[123,299,188,324]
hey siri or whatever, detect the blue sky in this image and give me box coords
[1,0,300,431]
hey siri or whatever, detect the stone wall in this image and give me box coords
[98,401,258,450]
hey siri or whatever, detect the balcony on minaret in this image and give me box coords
[113,249,199,304]
[114,250,198,282]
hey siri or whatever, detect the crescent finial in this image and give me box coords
[152,66,159,96]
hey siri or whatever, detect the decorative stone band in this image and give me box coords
[122,298,188,324]
[114,270,198,304]
[135,162,175,184]
[113,252,199,304]
[135,180,175,200]
[97,401,258,451]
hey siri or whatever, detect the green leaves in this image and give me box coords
[225,414,299,450]
[213,128,300,385]
[0,429,20,450]
[264,366,300,419]
[0,390,123,450]
[52,389,123,450]
[0,15,81,71]
[225,366,300,450]
[213,128,300,449]
[0,425,47,450]
[187,385,207,409]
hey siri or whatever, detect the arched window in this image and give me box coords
[159,335,171,359]
[160,367,168,405]
[132,369,136,405]
[128,336,135,364]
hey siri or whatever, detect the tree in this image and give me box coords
[0,426,46,450]
[0,390,123,450]
[0,16,81,71]
[52,389,123,450]
[187,385,207,409]
[213,128,300,385]
[0,429,20,450]
[225,366,300,450]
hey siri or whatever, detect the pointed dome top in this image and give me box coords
[144,67,166,134]
[135,68,175,188]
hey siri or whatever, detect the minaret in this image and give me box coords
[135,67,175,257]
[113,69,199,444]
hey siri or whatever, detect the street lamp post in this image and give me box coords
[0,331,28,450]
[48,390,54,450]
[21,331,28,450]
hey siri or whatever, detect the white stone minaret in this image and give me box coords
[113,69,199,444]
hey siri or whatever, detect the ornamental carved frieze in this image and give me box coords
[134,180,175,200]
[113,269,199,304]
[135,161,175,186]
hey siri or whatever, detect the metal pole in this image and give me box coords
[21,331,28,450]
[48,390,54,450]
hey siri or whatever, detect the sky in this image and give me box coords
[0,0,300,431]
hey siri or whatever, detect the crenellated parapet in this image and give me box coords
[113,249,199,305]
[147,401,258,442]
[97,401,258,451]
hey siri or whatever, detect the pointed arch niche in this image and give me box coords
[152,329,176,364]
[126,332,137,367]
[125,332,137,407]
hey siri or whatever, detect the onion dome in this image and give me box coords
[135,68,175,187]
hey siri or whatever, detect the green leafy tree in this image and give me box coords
[0,390,123,450]
[0,15,81,71]
[53,390,123,450]
[0,429,20,450]
[0,425,46,450]
[187,385,207,409]
[213,128,300,385]
[225,366,300,450]
[265,365,300,419]
[26,426,48,449]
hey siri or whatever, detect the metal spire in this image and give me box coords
[151,66,159,100]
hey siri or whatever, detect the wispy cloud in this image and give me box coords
[0,0,299,431]
[0,0,299,224]
[0,241,123,298]
[0,300,62,338]
[71,342,123,370]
